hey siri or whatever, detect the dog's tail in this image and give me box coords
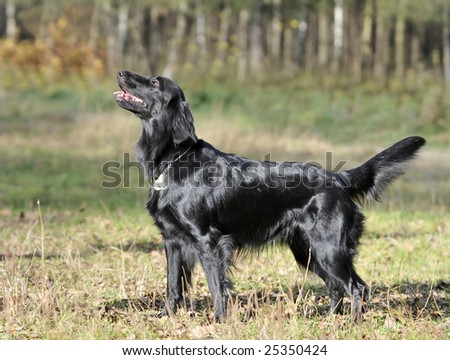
[341,136,426,205]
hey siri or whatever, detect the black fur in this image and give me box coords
[114,70,426,321]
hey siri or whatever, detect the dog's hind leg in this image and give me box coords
[327,281,345,315]
[296,222,367,318]
[288,235,346,313]
[323,268,367,319]
[289,239,345,315]
[312,243,367,319]
[347,271,368,320]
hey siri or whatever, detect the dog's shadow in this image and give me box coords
[100,280,449,321]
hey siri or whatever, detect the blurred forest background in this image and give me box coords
[1,0,450,85]
[1,0,450,210]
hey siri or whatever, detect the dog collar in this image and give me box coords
[152,145,194,191]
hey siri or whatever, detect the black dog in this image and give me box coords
[114,70,425,321]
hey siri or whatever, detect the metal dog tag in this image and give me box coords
[153,173,167,191]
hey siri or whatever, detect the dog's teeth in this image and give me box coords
[114,90,143,104]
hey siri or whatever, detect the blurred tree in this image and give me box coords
[443,0,450,86]
[163,0,188,78]
[195,0,207,67]
[270,0,282,69]
[293,2,308,70]
[6,0,16,38]
[332,0,344,74]
[361,0,374,72]
[1,0,450,86]
[249,0,264,76]
[317,0,331,69]
[217,0,231,65]
[373,0,390,79]
[117,0,129,66]
[395,0,406,79]
[88,1,101,51]
[237,5,249,81]
[348,0,365,80]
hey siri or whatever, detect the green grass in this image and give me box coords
[0,81,449,339]
[0,146,145,210]
[187,76,450,147]
[1,208,448,339]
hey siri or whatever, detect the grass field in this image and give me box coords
[1,83,449,339]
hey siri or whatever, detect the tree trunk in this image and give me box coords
[88,2,101,51]
[373,0,389,79]
[410,24,421,73]
[217,2,231,64]
[332,0,344,74]
[237,8,250,81]
[304,12,317,71]
[129,9,148,70]
[38,0,57,40]
[195,0,207,66]
[117,1,129,66]
[342,2,351,72]
[361,0,373,72]
[102,0,117,73]
[270,0,282,69]
[283,23,294,73]
[249,0,265,76]
[294,7,308,69]
[318,5,330,68]
[6,0,17,39]
[443,1,450,87]
[149,7,164,74]
[163,1,188,78]
[350,1,364,80]
[395,0,406,79]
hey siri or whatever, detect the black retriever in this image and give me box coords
[114,70,425,321]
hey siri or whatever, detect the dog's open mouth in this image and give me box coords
[114,89,145,105]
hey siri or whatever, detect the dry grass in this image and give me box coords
[1,110,449,340]
[1,208,449,339]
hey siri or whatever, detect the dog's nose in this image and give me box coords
[118,70,127,78]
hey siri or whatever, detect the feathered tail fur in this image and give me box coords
[342,136,426,204]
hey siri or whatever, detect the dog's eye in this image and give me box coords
[151,79,159,87]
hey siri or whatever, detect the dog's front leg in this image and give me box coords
[162,240,185,316]
[196,237,233,321]
[198,255,228,321]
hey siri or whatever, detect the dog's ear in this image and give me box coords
[159,78,197,146]
[178,86,186,102]
[169,102,197,146]
[159,77,185,104]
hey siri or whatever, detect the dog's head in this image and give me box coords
[114,70,196,145]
